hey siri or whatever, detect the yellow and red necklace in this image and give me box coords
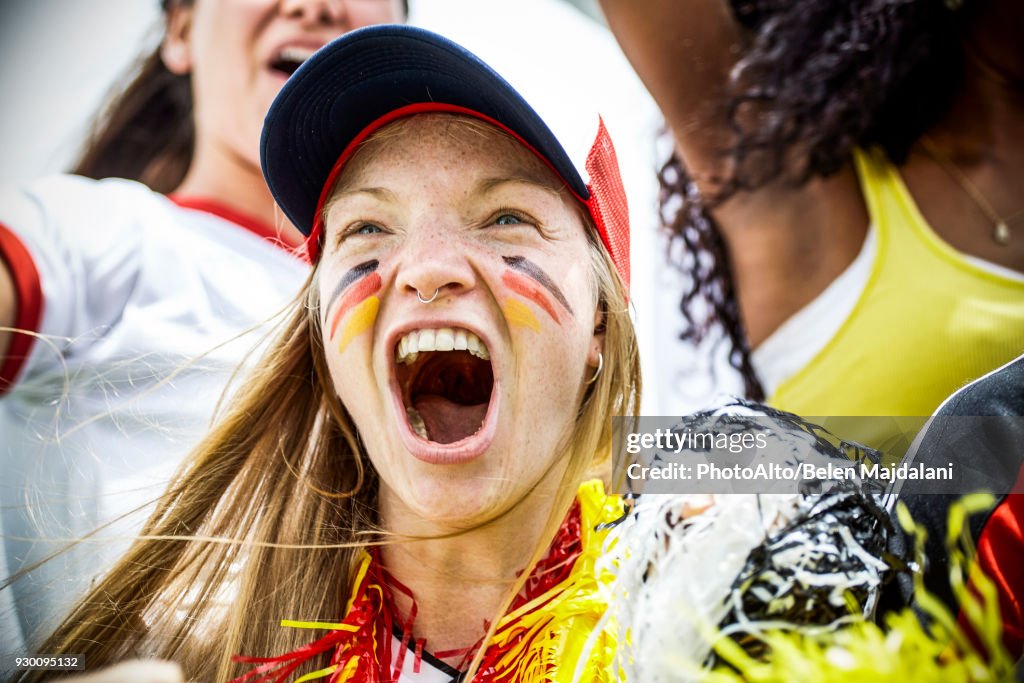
[229,500,601,683]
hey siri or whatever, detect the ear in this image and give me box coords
[161,3,195,75]
[587,304,606,369]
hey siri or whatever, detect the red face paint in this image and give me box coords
[329,272,383,339]
[501,256,575,326]
[502,271,561,325]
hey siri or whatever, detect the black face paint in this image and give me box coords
[326,259,379,312]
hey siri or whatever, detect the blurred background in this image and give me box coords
[0,0,605,182]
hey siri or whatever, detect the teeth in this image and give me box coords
[278,46,316,64]
[395,327,489,364]
[435,328,455,351]
[467,333,489,360]
[407,407,428,439]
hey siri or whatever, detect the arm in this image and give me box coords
[597,0,743,189]
[598,0,869,346]
[0,177,145,395]
[0,222,44,393]
[0,258,13,363]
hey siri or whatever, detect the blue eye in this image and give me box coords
[355,223,383,235]
[495,213,524,226]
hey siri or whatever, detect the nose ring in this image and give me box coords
[417,288,440,304]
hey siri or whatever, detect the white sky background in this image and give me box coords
[0,1,164,180]
[0,0,728,413]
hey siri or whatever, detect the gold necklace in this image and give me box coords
[919,135,1024,246]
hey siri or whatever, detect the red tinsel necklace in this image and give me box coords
[229,502,584,683]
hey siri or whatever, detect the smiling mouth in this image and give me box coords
[269,46,315,77]
[395,328,494,446]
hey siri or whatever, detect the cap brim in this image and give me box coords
[261,24,590,236]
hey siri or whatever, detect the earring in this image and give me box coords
[585,352,604,385]
[417,288,440,304]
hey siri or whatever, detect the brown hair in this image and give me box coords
[22,116,641,681]
[72,1,195,193]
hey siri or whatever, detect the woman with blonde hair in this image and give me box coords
[23,25,640,682]
[0,0,404,653]
[23,26,899,683]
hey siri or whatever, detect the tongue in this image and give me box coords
[413,394,488,445]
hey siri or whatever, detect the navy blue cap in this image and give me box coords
[260,24,590,239]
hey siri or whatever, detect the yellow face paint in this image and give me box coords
[336,296,380,353]
[503,298,541,333]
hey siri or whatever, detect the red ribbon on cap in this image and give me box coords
[584,117,630,295]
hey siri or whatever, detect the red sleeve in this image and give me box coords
[0,222,44,394]
[962,466,1024,659]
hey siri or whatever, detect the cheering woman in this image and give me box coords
[0,0,404,652]
[24,24,639,682]
[23,25,901,683]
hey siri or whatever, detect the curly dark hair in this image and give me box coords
[664,0,971,400]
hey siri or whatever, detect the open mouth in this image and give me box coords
[394,327,495,447]
[269,46,315,77]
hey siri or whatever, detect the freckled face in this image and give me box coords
[318,116,599,528]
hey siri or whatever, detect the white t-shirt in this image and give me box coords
[0,175,308,652]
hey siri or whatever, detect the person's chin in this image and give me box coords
[395,462,520,528]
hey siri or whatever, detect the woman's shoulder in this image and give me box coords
[4,174,175,237]
[14,172,164,205]
[4,175,288,258]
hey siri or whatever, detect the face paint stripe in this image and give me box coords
[325,259,379,314]
[337,295,380,353]
[502,256,574,316]
[329,272,383,339]
[503,298,541,333]
[502,271,561,324]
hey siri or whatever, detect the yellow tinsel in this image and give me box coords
[477,480,624,682]
[699,494,1015,683]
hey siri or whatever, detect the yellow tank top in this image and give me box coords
[769,147,1024,451]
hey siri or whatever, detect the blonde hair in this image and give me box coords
[21,115,641,681]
